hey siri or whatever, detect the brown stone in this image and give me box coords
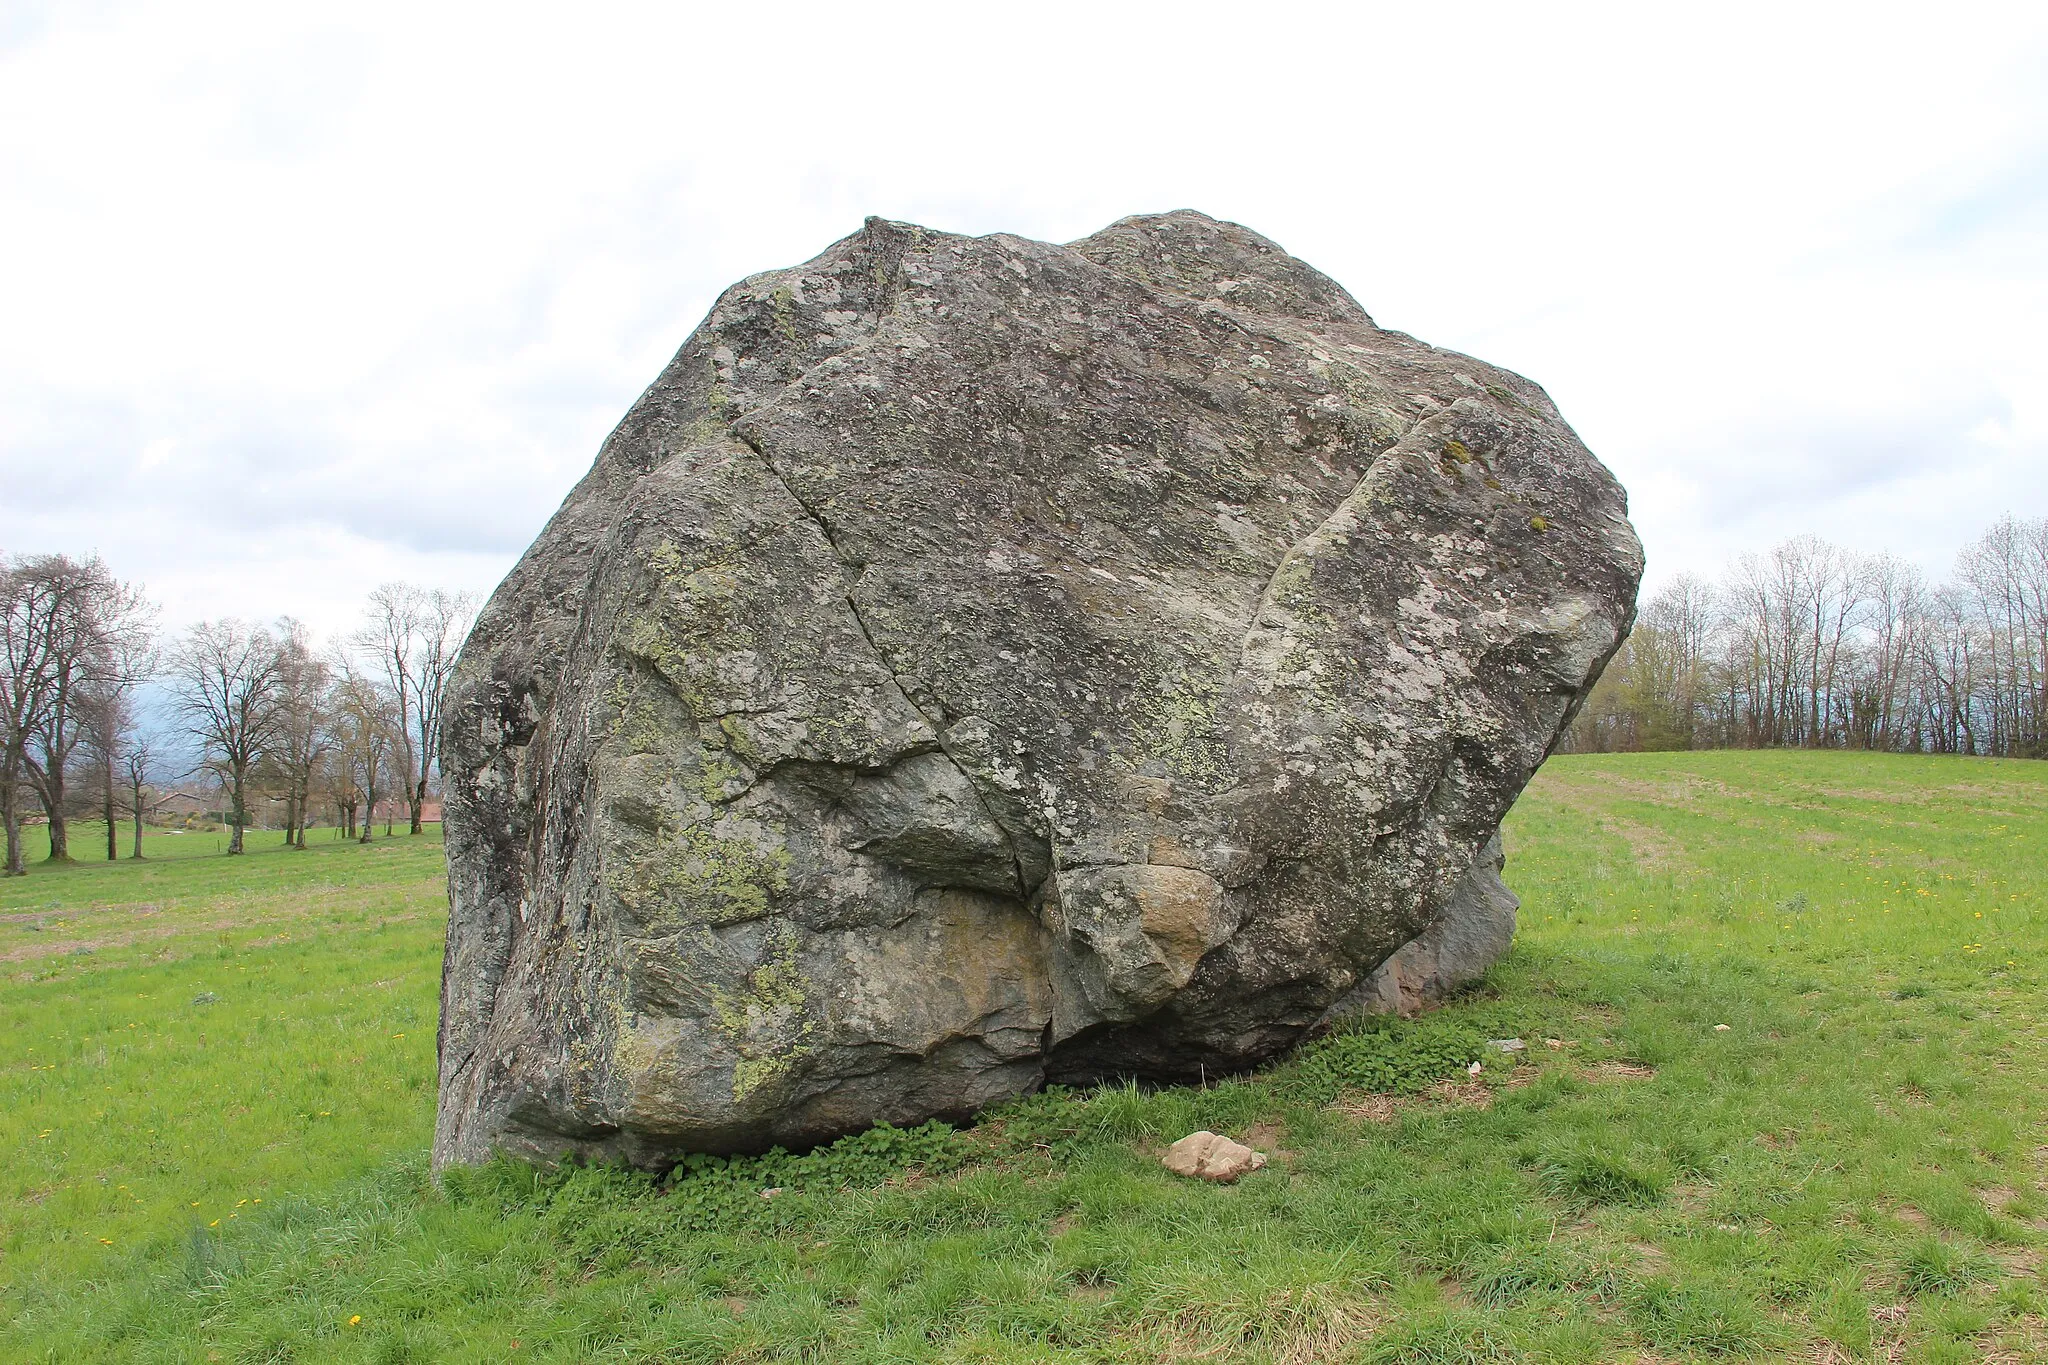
[1161,1131,1268,1183]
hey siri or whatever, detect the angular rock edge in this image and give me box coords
[434,210,1642,1169]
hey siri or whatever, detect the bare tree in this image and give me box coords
[1,556,150,862]
[81,686,132,861]
[1853,554,1927,751]
[81,600,157,861]
[1802,538,1863,747]
[13,557,92,861]
[167,620,284,855]
[414,589,475,831]
[1958,516,2048,757]
[1,559,59,876]
[355,583,476,836]
[356,584,425,835]
[122,733,157,859]
[270,620,331,850]
[330,661,398,844]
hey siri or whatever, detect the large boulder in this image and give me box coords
[434,211,1641,1168]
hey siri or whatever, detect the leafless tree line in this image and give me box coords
[0,555,153,874]
[1567,514,2048,758]
[0,555,474,874]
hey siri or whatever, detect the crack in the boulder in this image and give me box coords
[727,424,1037,900]
[725,428,929,710]
[1233,411,1435,675]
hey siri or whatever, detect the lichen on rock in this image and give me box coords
[434,210,1642,1168]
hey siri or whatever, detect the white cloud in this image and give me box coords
[4,0,2046,638]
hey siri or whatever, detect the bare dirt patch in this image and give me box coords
[1584,1061,1657,1082]
[1242,1121,1294,1167]
[1978,1185,2023,1214]
[1334,1074,1511,1123]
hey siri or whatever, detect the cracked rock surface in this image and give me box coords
[434,211,1642,1168]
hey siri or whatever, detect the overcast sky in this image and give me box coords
[4,1,2045,640]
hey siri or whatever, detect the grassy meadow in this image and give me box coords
[3,752,2045,1362]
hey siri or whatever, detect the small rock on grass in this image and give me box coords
[1488,1037,1525,1052]
[192,992,220,1006]
[1161,1131,1267,1183]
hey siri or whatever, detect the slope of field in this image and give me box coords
[3,753,2044,1363]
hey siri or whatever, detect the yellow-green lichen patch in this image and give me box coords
[1125,680,1231,789]
[769,286,798,343]
[1442,439,1473,464]
[707,926,817,1101]
[1270,558,1345,706]
[801,697,893,763]
[682,411,730,447]
[1529,515,1550,534]
[698,753,745,805]
[612,540,757,713]
[608,992,658,1077]
[717,714,769,764]
[606,671,678,756]
[605,821,789,931]
[1264,551,1315,607]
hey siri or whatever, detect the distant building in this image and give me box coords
[370,796,443,825]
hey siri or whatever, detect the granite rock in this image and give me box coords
[433,210,1641,1168]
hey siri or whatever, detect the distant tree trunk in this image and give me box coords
[227,761,248,855]
[37,759,70,861]
[103,743,117,861]
[129,780,146,859]
[411,777,425,836]
[0,773,22,877]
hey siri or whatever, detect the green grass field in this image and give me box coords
[4,752,2044,1363]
